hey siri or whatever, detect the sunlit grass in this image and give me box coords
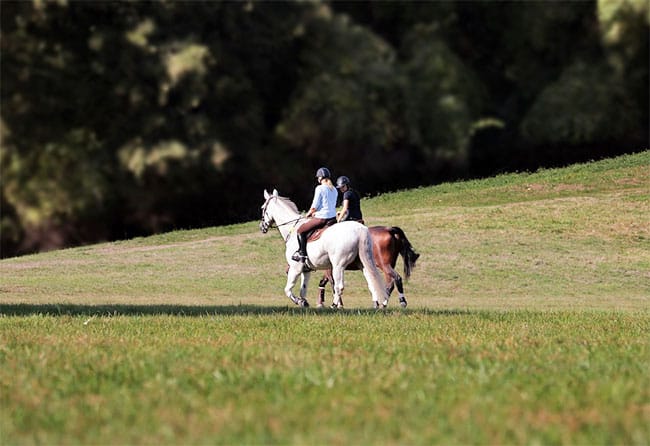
[1,152,649,444]
[1,311,648,444]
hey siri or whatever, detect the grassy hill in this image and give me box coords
[1,151,648,312]
[1,152,648,445]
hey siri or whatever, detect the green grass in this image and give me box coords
[1,151,649,444]
[1,311,648,445]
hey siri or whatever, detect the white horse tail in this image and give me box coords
[358,226,389,307]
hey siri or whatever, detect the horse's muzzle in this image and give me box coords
[259,221,269,233]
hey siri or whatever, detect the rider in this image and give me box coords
[292,167,338,262]
[317,175,365,305]
[336,175,363,224]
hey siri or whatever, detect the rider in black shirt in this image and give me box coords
[336,176,363,223]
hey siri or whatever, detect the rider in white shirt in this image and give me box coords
[292,167,337,262]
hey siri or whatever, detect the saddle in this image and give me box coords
[306,218,337,242]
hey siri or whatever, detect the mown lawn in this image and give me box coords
[1,310,648,445]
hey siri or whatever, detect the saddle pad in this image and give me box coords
[306,218,337,243]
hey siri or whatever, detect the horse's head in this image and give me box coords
[260,189,279,233]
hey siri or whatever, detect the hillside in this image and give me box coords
[1,152,648,312]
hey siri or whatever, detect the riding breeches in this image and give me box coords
[297,217,329,235]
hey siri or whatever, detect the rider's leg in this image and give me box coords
[292,218,324,262]
[298,232,307,257]
[291,231,307,262]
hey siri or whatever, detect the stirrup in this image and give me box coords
[291,251,308,262]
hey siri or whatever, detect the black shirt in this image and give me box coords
[342,189,363,221]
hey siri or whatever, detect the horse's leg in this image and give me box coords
[331,265,345,309]
[387,280,395,296]
[318,270,332,308]
[332,273,343,308]
[381,266,395,297]
[395,274,407,308]
[363,266,385,308]
[317,275,327,308]
[329,271,338,306]
[285,265,309,307]
[300,271,311,301]
[388,226,414,307]
[383,265,406,308]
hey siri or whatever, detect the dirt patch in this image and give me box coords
[523,183,587,193]
[0,258,90,271]
[0,285,30,294]
[92,234,253,255]
[614,177,646,187]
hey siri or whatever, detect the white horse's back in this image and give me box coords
[319,221,365,263]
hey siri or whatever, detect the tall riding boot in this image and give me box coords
[298,233,308,258]
[292,233,308,262]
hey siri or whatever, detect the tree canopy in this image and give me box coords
[1,0,648,257]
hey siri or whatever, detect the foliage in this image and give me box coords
[520,61,639,146]
[277,10,404,190]
[598,0,650,73]
[400,23,485,173]
[1,1,647,256]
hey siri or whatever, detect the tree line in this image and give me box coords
[1,0,648,257]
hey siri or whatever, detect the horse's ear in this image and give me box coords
[264,189,270,199]
[272,189,279,197]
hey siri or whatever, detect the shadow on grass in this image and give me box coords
[0,303,471,317]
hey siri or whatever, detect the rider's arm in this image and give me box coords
[308,185,325,218]
[337,199,349,222]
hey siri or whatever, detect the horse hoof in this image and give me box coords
[293,297,309,307]
[399,298,408,308]
[317,303,324,309]
[373,301,380,309]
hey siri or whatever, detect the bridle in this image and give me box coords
[260,196,301,241]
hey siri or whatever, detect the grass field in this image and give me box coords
[1,152,649,444]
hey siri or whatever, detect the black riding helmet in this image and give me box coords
[336,176,350,189]
[316,167,331,179]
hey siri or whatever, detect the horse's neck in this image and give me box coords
[273,203,302,242]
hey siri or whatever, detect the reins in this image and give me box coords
[276,218,302,243]
[274,217,302,228]
[261,197,303,243]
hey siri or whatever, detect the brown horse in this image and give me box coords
[317,226,420,308]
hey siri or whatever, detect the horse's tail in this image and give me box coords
[358,226,389,304]
[389,226,420,280]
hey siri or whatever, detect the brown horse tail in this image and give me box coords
[389,226,420,280]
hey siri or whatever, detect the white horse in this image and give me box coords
[260,189,389,308]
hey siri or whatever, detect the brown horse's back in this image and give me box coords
[369,226,400,268]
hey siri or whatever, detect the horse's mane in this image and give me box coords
[277,195,300,214]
